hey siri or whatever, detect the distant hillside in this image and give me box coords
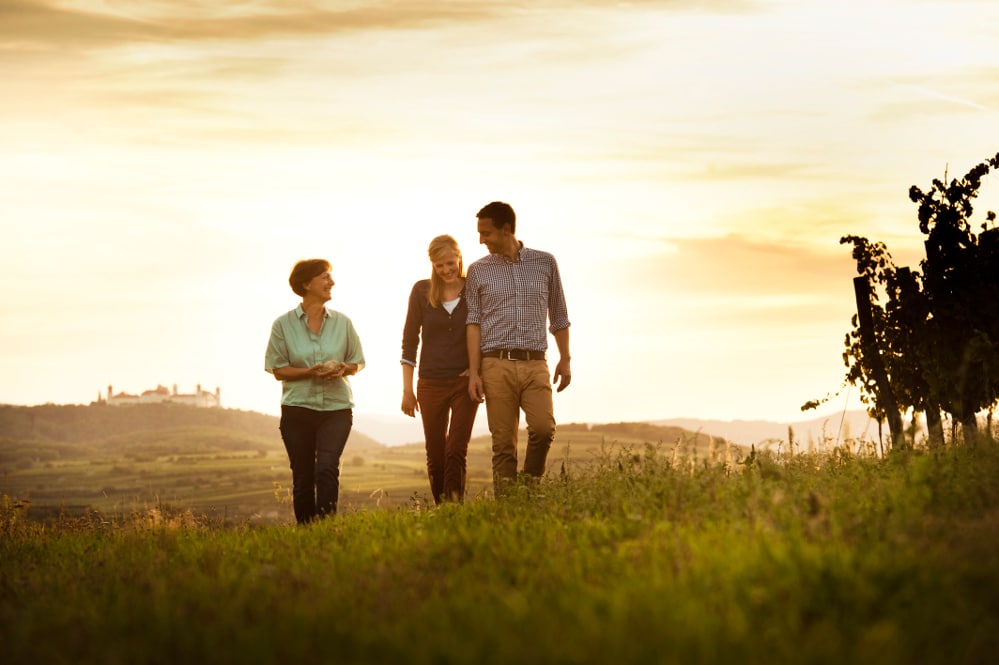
[654,410,882,448]
[351,412,490,446]
[553,422,748,452]
[0,402,766,461]
[0,403,383,451]
[1,406,749,521]
[560,421,738,449]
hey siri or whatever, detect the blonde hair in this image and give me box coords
[427,235,464,308]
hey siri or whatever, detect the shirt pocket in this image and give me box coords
[519,276,549,312]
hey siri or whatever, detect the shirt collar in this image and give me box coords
[498,241,524,263]
[295,303,327,320]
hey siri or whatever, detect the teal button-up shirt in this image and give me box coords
[264,304,366,411]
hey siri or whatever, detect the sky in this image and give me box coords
[3,0,999,441]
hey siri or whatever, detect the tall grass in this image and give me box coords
[2,441,997,664]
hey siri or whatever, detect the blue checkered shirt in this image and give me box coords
[465,244,570,353]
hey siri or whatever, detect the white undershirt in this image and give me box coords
[442,296,460,314]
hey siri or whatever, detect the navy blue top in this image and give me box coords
[400,279,470,379]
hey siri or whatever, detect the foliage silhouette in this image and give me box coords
[808,150,999,448]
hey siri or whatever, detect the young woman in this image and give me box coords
[401,235,480,503]
[265,258,365,524]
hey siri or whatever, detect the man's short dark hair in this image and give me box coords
[477,201,516,234]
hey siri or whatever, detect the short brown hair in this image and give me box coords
[289,259,331,297]
[477,201,516,234]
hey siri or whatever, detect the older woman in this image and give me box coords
[265,258,365,524]
[401,235,480,503]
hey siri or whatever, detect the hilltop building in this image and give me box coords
[99,383,221,408]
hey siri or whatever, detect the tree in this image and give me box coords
[836,236,911,449]
[808,151,999,448]
[909,153,999,440]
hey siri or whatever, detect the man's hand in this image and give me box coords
[553,358,572,393]
[468,374,485,403]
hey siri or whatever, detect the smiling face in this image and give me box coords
[477,217,511,255]
[432,249,462,286]
[303,270,334,302]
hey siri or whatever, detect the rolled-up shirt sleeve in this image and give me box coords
[547,255,570,334]
[264,318,289,374]
[464,266,481,326]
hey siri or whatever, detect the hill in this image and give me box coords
[0,403,743,523]
[655,410,883,448]
[0,402,383,451]
[351,411,490,446]
[0,403,737,456]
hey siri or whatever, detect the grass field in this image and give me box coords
[2,436,997,664]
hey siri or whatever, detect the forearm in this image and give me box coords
[401,363,415,395]
[272,366,316,382]
[553,327,570,362]
[466,324,482,376]
[274,362,357,382]
[466,324,485,403]
[400,360,418,416]
[551,327,572,392]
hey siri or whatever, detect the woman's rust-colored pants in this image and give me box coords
[417,375,480,503]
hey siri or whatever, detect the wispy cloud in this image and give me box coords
[2,0,770,51]
[0,0,501,47]
[630,234,853,295]
[688,161,825,182]
[901,84,990,112]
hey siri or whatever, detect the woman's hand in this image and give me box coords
[401,389,418,417]
[313,361,358,381]
[310,363,336,380]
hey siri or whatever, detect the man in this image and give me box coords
[465,201,571,492]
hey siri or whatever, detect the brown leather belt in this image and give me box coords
[482,349,546,361]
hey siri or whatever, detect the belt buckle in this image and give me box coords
[502,349,515,361]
